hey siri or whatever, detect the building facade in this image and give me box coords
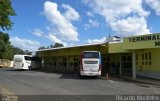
[38,33,160,79]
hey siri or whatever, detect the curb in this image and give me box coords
[117,76,160,86]
[101,75,160,86]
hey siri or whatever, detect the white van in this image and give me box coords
[13,55,32,70]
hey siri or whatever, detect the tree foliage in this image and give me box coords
[38,43,64,50]
[0,32,9,50]
[38,46,46,50]
[53,43,64,48]
[0,32,13,59]
[0,32,9,42]
[1,42,13,60]
[24,50,32,55]
[0,39,5,50]
[0,0,16,31]
[47,43,64,49]
[13,47,24,55]
[0,32,27,60]
[0,0,19,60]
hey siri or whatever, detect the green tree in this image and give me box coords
[13,47,24,55]
[50,44,54,48]
[24,50,32,55]
[38,46,46,50]
[35,46,46,57]
[0,39,5,50]
[0,0,16,60]
[0,32,9,42]
[1,42,13,60]
[0,0,16,31]
[53,43,64,48]
[0,32,10,59]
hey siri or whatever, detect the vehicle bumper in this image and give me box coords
[14,66,28,70]
[80,71,101,76]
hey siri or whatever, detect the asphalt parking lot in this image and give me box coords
[0,68,160,101]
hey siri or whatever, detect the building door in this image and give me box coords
[121,53,132,75]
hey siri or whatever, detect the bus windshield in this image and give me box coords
[14,58,22,62]
[83,52,99,58]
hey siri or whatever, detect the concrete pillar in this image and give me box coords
[132,50,136,79]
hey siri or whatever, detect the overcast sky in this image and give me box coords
[8,0,160,51]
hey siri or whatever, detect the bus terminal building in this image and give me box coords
[38,33,160,80]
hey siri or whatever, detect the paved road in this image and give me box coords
[0,68,160,101]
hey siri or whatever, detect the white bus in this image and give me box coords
[13,55,42,70]
[13,55,32,70]
[80,51,102,76]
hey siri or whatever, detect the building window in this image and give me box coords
[63,62,67,67]
[142,61,144,65]
[145,61,148,65]
[149,61,151,65]
[74,58,78,62]
[136,54,138,60]
[74,62,78,67]
[145,53,147,60]
[107,56,110,61]
[63,58,67,62]
[142,53,144,60]
[136,54,138,65]
[59,62,63,66]
[128,56,132,61]
[149,52,151,60]
[102,56,106,61]
[123,56,126,61]
[70,62,73,66]
[54,62,56,67]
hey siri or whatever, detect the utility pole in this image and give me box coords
[108,19,111,37]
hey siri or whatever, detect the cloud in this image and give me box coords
[32,28,44,37]
[145,0,160,15]
[84,19,99,30]
[62,4,80,21]
[111,17,150,36]
[46,26,51,31]
[47,33,68,46]
[83,0,151,36]
[48,34,62,43]
[86,11,94,17]
[84,24,90,30]
[10,37,41,51]
[89,19,99,27]
[43,1,79,42]
[87,37,106,44]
